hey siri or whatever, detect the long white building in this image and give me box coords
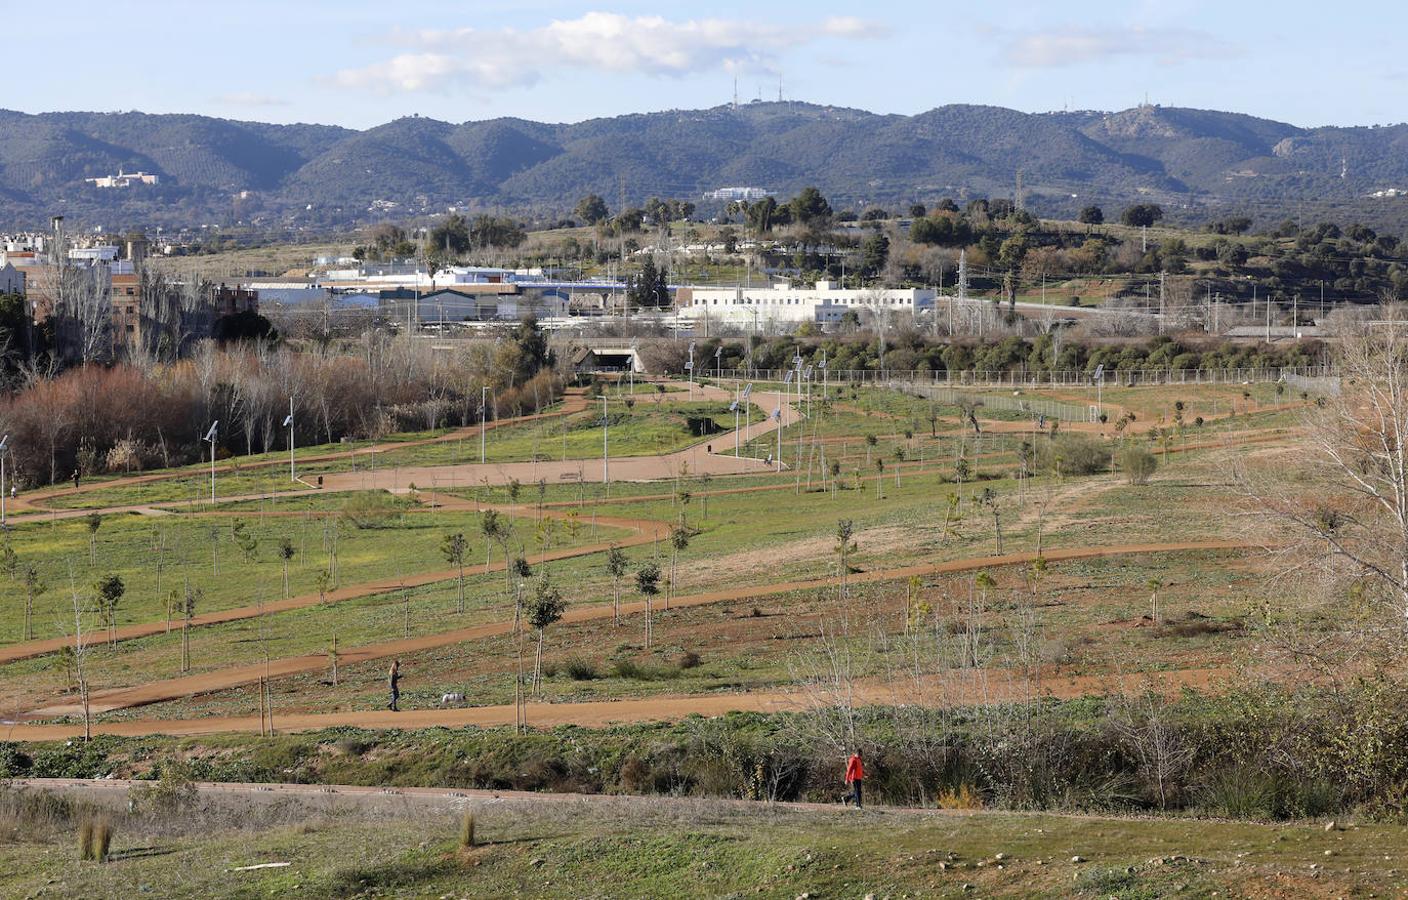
[676,280,935,329]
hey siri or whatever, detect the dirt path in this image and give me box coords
[8,390,594,517]
[17,540,1247,719]
[4,664,1231,741]
[0,502,666,668]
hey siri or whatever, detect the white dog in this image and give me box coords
[440,692,465,707]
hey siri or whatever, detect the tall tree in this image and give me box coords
[574,194,610,225]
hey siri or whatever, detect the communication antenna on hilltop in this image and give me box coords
[778,76,783,102]
[733,77,739,110]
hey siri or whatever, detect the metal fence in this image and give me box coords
[706,364,1336,388]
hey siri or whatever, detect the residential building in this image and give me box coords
[85,170,160,188]
[0,263,25,295]
[703,186,775,202]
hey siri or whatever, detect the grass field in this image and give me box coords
[0,784,1398,898]
[0,376,1371,893]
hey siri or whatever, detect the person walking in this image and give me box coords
[844,749,865,809]
[387,659,401,712]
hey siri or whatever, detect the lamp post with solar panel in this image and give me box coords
[204,421,219,504]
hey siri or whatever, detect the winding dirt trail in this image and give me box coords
[0,502,665,668]
[4,664,1232,741]
[18,540,1246,719]
[9,390,597,516]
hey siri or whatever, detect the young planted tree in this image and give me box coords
[21,564,44,641]
[277,537,296,599]
[967,570,995,667]
[442,531,469,613]
[94,574,125,648]
[979,487,1003,552]
[864,433,877,466]
[636,562,662,649]
[875,458,885,499]
[527,576,566,697]
[314,568,332,604]
[180,580,202,673]
[85,513,102,565]
[1147,577,1165,625]
[67,574,93,742]
[667,522,691,610]
[231,518,258,563]
[605,544,628,625]
[835,519,858,600]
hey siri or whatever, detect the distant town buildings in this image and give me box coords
[703,187,775,202]
[676,280,935,329]
[85,170,160,189]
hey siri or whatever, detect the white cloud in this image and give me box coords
[215,91,290,107]
[1002,26,1237,68]
[329,11,885,93]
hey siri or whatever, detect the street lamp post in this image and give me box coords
[284,398,295,482]
[0,434,10,526]
[204,421,219,504]
[601,395,609,486]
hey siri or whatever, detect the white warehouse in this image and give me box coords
[676,280,935,330]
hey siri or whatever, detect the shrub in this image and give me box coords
[563,658,600,681]
[78,818,94,861]
[936,783,984,809]
[1115,445,1157,485]
[458,811,476,849]
[676,651,702,670]
[1035,435,1109,476]
[94,819,112,863]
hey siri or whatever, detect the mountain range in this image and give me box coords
[2,102,1406,233]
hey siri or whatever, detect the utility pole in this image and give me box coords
[602,395,610,486]
[480,385,487,464]
[1158,271,1166,335]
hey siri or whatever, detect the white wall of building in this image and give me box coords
[678,281,935,329]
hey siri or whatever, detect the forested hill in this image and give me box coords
[3,102,1407,232]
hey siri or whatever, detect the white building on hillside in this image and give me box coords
[676,280,935,330]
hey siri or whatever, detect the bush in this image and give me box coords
[676,650,702,670]
[1116,445,1157,484]
[1035,435,1109,476]
[562,658,600,681]
[458,811,476,849]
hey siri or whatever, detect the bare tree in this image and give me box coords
[1242,317,1408,646]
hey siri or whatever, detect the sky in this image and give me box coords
[9,0,1405,129]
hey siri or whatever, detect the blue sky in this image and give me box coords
[10,1,1404,128]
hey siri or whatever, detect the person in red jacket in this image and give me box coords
[844,749,864,809]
